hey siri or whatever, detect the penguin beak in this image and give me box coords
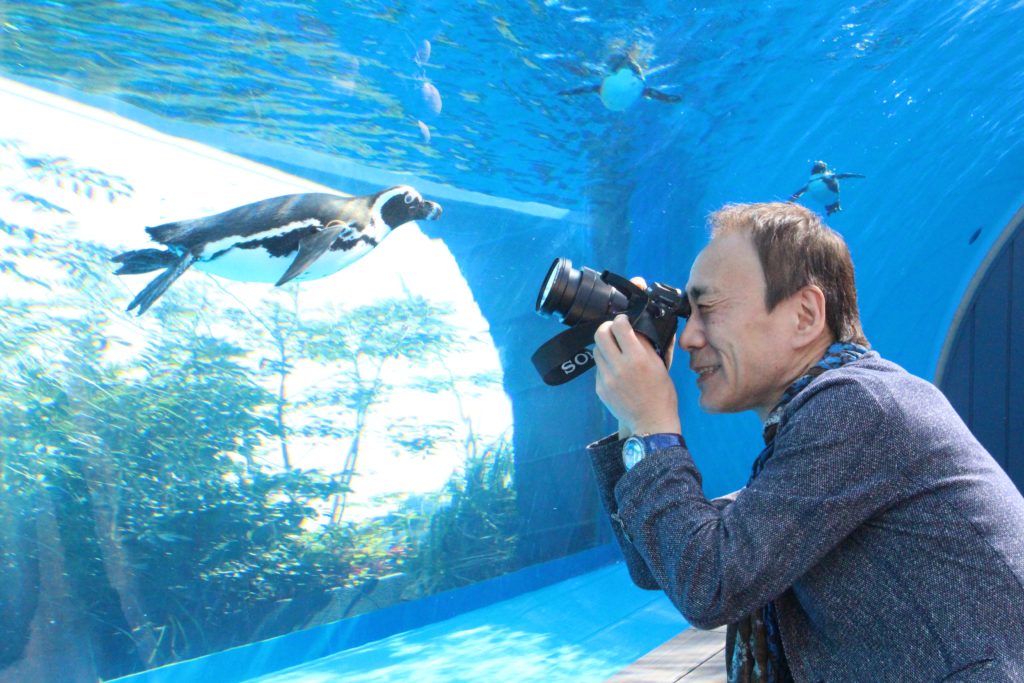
[423,201,443,220]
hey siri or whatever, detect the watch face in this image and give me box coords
[622,437,645,470]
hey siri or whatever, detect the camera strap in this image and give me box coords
[531,320,604,385]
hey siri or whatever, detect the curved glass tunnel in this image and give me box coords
[1,2,1022,681]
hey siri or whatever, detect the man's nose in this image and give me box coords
[679,316,705,351]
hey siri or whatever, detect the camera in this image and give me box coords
[531,258,691,385]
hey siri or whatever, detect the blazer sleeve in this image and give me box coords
[587,434,661,589]
[611,375,907,629]
[588,438,743,588]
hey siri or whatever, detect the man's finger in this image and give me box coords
[594,318,620,353]
[609,314,657,358]
[592,331,608,368]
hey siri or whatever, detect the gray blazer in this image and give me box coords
[588,354,1024,682]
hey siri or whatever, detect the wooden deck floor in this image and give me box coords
[605,626,728,682]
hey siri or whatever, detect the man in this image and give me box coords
[588,202,1024,682]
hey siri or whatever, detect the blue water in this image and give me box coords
[2,1,1024,681]
[9,1,1016,211]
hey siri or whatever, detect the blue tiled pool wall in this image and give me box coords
[110,544,623,683]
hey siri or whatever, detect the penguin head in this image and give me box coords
[810,160,829,175]
[606,53,644,80]
[375,185,443,229]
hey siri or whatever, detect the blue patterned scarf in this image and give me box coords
[726,342,870,683]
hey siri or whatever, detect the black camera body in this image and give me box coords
[532,258,691,385]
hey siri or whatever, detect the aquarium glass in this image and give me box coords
[1,1,1023,681]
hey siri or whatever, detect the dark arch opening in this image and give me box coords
[936,205,1024,492]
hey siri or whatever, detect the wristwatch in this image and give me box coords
[622,433,685,470]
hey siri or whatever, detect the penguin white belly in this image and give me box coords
[600,70,644,111]
[195,244,371,283]
[805,176,835,205]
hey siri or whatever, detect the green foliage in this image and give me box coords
[0,297,353,667]
[405,434,519,596]
[309,507,420,589]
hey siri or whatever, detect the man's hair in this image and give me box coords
[709,202,868,346]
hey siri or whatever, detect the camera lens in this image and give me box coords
[536,258,574,318]
[535,258,628,325]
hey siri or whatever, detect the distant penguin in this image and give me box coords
[559,53,681,112]
[112,185,442,316]
[789,161,865,216]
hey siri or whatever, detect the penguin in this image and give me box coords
[559,53,681,112]
[112,185,442,316]
[789,161,865,216]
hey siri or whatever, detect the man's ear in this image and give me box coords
[792,284,828,346]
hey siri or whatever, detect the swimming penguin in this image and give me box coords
[789,161,865,216]
[112,185,442,316]
[558,53,681,112]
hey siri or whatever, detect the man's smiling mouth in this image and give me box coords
[693,364,720,382]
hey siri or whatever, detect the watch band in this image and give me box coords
[623,432,685,470]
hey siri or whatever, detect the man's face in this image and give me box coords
[679,231,797,417]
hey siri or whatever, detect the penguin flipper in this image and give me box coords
[643,60,679,77]
[789,186,809,201]
[834,173,866,180]
[275,223,349,287]
[826,202,842,215]
[126,252,196,316]
[558,84,600,97]
[642,87,681,103]
[112,248,178,275]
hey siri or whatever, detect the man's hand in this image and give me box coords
[593,313,681,440]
